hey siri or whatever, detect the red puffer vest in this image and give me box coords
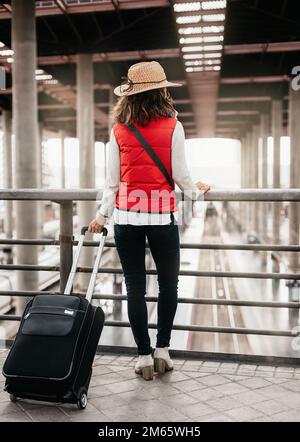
[114,116,178,213]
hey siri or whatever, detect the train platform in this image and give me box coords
[1,350,300,422]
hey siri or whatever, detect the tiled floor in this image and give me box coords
[1,350,300,422]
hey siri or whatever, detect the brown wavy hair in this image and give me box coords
[111,87,177,127]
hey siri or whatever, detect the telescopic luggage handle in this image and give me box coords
[80,226,108,236]
[64,226,108,297]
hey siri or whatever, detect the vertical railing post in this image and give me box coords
[59,201,73,293]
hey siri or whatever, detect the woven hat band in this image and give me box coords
[120,76,167,94]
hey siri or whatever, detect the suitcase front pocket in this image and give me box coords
[21,307,84,337]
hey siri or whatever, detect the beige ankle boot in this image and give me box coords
[153,347,174,373]
[134,354,154,380]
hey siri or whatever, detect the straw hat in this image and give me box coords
[114,61,183,97]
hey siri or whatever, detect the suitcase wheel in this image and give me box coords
[10,394,18,403]
[77,389,88,410]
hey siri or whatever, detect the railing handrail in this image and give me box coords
[0,188,300,201]
[0,238,300,252]
[0,290,299,309]
[0,263,299,280]
[0,188,299,362]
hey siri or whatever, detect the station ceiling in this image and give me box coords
[0,0,299,140]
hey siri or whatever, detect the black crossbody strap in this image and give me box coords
[126,122,174,189]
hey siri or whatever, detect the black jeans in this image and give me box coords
[114,217,180,355]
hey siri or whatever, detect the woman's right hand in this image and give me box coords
[196,181,210,194]
[88,218,104,234]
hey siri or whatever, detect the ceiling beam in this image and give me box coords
[218,96,273,103]
[174,98,191,104]
[177,21,225,28]
[221,75,289,84]
[217,110,260,116]
[224,41,300,55]
[54,0,68,14]
[2,3,12,13]
[216,121,250,126]
[178,112,193,117]
[44,116,76,122]
[33,43,300,67]
[39,103,73,110]
[38,99,193,110]
[37,48,180,66]
[0,1,169,19]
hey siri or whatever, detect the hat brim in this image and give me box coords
[113,80,183,97]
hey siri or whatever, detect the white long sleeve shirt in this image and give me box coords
[96,115,203,225]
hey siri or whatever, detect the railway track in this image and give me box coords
[188,210,250,354]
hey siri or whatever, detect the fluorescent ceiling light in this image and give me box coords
[0,49,14,56]
[179,35,223,44]
[174,1,227,12]
[43,79,58,85]
[185,60,204,66]
[36,74,53,81]
[202,25,224,33]
[182,45,204,52]
[201,1,227,10]
[203,44,223,50]
[186,65,221,72]
[178,27,203,35]
[6,57,14,63]
[202,14,225,21]
[178,25,224,34]
[176,15,202,24]
[186,66,204,72]
[204,59,220,65]
[183,53,204,59]
[178,3,225,76]
[203,52,222,58]
[174,2,201,12]
[0,41,5,48]
[180,36,204,44]
[203,35,223,42]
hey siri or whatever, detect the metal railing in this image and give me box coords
[0,189,299,363]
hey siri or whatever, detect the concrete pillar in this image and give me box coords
[108,86,115,136]
[12,0,39,314]
[272,100,282,273]
[2,111,14,263]
[240,134,247,232]
[37,122,43,241]
[288,84,300,275]
[248,125,259,234]
[260,114,269,242]
[60,130,66,188]
[252,124,260,235]
[244,131,252,234]
[240,137,245,188]
[240,136,246,231]
[77,53,95,290]
[105,87,116,182]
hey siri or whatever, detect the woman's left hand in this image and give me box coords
[196,181,210,193]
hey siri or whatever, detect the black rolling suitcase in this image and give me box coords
[2,226,107,409]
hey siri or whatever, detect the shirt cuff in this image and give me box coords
[192,188,205,201]
[95,211,107,225]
